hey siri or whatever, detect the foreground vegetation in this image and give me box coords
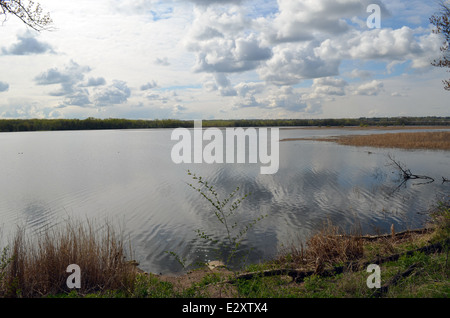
[1,198,448,298]
[0,116,449,132]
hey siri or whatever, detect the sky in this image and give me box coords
[0,0,449,120]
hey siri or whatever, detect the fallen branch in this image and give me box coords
[331,227,433,242]
[371,263,419,297]
[387,154,434,183]
[363,238,450,267]
[226,238,449,284]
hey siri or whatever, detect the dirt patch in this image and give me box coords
[158,266,238,298]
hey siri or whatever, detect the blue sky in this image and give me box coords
[0,0,448,120]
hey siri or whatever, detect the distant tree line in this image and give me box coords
[0,117,449,132]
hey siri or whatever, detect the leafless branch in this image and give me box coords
[386,154,435,194]
[0,0,53,31]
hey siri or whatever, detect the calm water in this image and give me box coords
[0,127,449,275]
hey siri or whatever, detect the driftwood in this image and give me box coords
[331,227,433,242]
[228,238,449,284]
[363,238,449,267]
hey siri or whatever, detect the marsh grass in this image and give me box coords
[283,131,450,151]
[329,131,450,150]
[0,219,138,298]
[274,220,364,271]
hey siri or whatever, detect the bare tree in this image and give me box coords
[430,1,450,91]
[0,0,52,31]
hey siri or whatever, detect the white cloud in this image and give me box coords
[259,41,341,85]
[1,31,54,55]
[140,81,158,91]
[0,100,62,119]
[316,27,442,70]
[352,80,384,96]
[93,80,131,106]
[185,6,272,74]
[34,60,91,96]
[310,77,349,98]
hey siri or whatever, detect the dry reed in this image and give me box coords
[283,131,450,150]
[334,131,450,150]
[0,219,138,297]
[275,221,364,271]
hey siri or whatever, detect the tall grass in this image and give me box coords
[0,219,138,297]
[275,220,364,271]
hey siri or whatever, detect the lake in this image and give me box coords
[0,127,449,275]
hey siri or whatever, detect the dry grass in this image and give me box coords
[0,220,139,298]
[336,131,450,150]
[275,221,364,271]
[284,131,450,151]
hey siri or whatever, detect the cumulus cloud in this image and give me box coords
[63,89,92,107]
[187,0,243,6]
[346,69,373,80]
[309,77,349,98]
[259,41,341,85]
[185,6,272,74]
[259,0,389,44]
[352,80,384,96]
[84,77,107,87]
[212,73,237,96]
[34,61,131,108]
[233,84,308,112]
[140,81,158,90]
[0,81,9,93]
[1,32,54,55]
[34,61,92,100]
[0,102,61,119]
[35,61,90,89]
[316,27,442,69]
[144,89,181,106]
[154,57,170,66]
[93,80,131,106]
[172,104,187,116]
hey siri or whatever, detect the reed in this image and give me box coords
[275,220,364,271]
[0,219,138,297]
[335,131,450,150]
[284,131,450,150]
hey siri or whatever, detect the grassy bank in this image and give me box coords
[282,131,450,151]
[1,199,448,298]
